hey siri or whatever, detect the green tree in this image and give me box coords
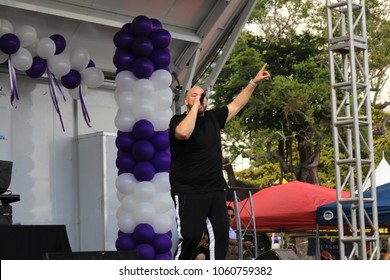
[213,0,390,189]
[214,30,330,187]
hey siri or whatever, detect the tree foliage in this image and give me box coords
[213,0,390,189]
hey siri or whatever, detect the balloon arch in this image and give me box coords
[0,18,105,130]
[0,15,174,260]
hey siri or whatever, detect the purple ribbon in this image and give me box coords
[52,72,67,102]
[78,86,91,127]
[8,56,19,108]
[47,69,66,131]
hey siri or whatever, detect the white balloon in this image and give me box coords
[47,54,71,77]
[0,50,8,64]
[67,84,87,100]
[81,67,104,88]
[115,173,137,195]
[116,205,128,220]
[153,193,174,213]
[11,47,33,71]
[133,98,154,120]
[150,69,172,90]
[151,108,173,131]
[114,109,136,132]
[151,172,171,193]
[36,37,56,59]
[26,38,39,57]
[133,79,155,100]
[121,195,136,212]
[133,181,156,202]
[116,191,125,202]
[15,25,37,47]
[0,19,14,36]
[167,207,176,220]
[154,88,173,111]
[114,90,136,110]
[70,47,90,71]
[115,70,137,91]
[117,214,137,233]
[152,214,173,233]
[133,202,156,224]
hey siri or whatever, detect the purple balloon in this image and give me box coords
[49,34,66,54]
[151,18,163,31]
[117,150,125,157]
[150,29,171,49]
[136,243,155,260]
[0,33,20,55]
[150,131,169,151]
[116,234,137,251]
[131,37,153,57]
[121,23,133,34]
[133,161,155,181]
[132,120,154,140]
[116,153,136,173]
[152,234,172,254]
[151,151,171,172]
[118,230,126,237]
[116,132,135,153]
[132,15,153,37]
[114,30,135,50]
[132,57,154,79]
[25,57,47,78]
[61,69,81,89]
[133,224,155,243]
[113,49,135,71]
[154,253,172,260]
[132,140,155,161]
[86,60,95,68]
[150,48,171,70]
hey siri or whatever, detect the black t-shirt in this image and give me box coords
[169,106,229,195]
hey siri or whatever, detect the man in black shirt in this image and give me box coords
[169,63,270,259]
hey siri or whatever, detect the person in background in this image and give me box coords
[380,248,387,260]
[226,205,254,259]
[169,63,270,260]
[191,228,210,260]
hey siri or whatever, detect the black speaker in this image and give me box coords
[256,249,300,260]
[45,250,137,260]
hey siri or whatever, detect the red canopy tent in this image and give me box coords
[238,181,350,232]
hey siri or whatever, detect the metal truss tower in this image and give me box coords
[327,0,380,260]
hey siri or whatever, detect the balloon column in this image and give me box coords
[113,15,174,260]
[0,18,105,131]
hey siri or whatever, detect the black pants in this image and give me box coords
[172,191,229,260]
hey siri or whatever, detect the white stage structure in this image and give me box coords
[327,0,380,260]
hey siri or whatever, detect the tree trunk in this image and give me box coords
[295,132,321,185]
[223,162,260,200]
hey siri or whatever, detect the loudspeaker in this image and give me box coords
[256,249,300,260]
[45,250,137,260]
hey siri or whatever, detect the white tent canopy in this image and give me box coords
[363,154,390,191]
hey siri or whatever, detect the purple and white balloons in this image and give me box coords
[113,15,174,260]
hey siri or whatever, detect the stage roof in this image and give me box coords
[0,0,258,92]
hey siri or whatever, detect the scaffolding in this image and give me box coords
[326,0,380,260]
[226,187,258,260]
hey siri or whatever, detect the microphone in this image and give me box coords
[200,93,206,104]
